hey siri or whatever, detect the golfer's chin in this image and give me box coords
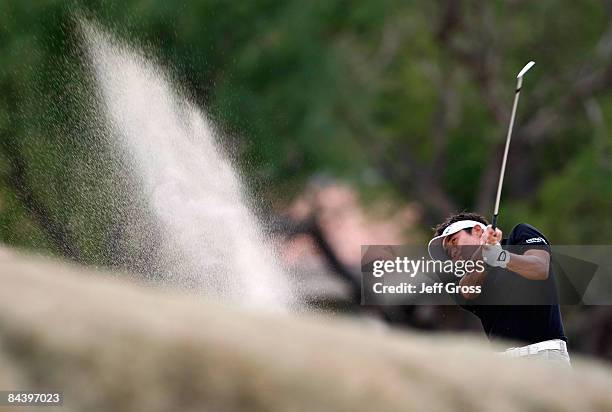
[454,245,481,260]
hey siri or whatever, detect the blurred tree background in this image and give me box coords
[1,0,612,354]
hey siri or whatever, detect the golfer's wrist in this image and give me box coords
[503,252,513,267]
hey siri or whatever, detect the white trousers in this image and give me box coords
[501,339,571,366]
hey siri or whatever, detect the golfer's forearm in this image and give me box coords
[459,270,486,299]
[506,252,549,280]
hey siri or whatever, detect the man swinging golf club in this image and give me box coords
[427,62,570,364]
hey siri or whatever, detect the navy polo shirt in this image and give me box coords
[461,223,566,345]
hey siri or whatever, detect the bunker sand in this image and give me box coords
[0,248,611,412]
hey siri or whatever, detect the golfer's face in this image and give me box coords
[444,229,480,260]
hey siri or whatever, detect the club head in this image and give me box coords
[517,61,535,78]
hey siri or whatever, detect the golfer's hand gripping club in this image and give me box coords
[480,225,508,268]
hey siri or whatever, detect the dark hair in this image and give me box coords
[433,212,489,237]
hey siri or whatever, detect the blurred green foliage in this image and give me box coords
[0,0,611,265]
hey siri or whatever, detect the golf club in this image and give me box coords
[491,60,535,230]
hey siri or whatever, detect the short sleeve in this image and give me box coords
[508,223,551,253]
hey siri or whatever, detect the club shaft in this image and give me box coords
[492,76,523,230]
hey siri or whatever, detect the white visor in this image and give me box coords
[427,220,487,261]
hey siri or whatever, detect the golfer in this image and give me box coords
[428,212,570,365]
